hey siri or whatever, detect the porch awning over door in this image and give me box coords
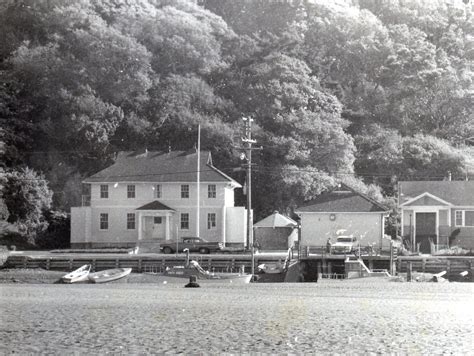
[136,200,175,211]
[136,201,175,241]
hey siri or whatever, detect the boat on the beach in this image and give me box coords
[164,260,252,284]
[61,264,91,284]
[88,268,132,283]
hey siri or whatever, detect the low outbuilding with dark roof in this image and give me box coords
[295,184,389,250]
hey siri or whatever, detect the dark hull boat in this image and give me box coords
[164,261,252,284]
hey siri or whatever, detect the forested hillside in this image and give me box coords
[1,0,472,241]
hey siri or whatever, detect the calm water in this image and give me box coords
[0,280,473,354]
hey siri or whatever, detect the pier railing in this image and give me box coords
[4,253,291,275]
[397,256,474,280]
[299,244,389,259]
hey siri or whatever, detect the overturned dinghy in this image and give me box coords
[432,271,448,283]
[88,268,132,284]
[62,264,91,284]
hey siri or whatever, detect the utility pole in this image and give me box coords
[196,124,201,238]
[239,117,261,279]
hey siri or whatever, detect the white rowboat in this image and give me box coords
[62,264,91,284]
[88,268,132,283]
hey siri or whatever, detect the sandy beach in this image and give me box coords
[0,270,473,355]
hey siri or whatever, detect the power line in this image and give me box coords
[2,164,472,182]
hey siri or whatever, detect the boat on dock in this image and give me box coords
[88,268,132,283]
[62,264,91,284]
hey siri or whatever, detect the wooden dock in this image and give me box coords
[397,256,474,281]
[2,252,291,274]
[3,251,473,282]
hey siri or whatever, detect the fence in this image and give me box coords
[299,244,388,259]
[397,256,474,280]
[3,253,290,274]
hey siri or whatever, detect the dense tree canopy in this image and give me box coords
[2,168,53,239]
[1,0,472,234]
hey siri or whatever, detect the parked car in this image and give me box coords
[331,235,358,254]
[160,237,224,254]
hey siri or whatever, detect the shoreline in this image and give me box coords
[2,267,469,285]
[0,268,194,285]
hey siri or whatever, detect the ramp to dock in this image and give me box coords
[283,261,301,282]
[345,257,391,278]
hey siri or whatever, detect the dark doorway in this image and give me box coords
[416,213,436,254]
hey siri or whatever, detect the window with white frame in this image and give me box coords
[208,184,216,198]
[466,211,474,226]
[100,185,109,199]
[181,185,189,198]
[181,213,189,230]
[100,213,108,230]
[455,210,474,227]
[154,184,162,199]
[127,185,135,198]
[207,213,217,230]
[127,213,135,230]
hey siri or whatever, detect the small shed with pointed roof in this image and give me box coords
[254,211,298,250]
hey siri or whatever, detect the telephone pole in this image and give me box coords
[239,117,261,279]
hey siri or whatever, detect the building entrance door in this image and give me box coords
[152,216,165,239]
[416,213,436,254]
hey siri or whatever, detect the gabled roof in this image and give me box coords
[399,181,474,206]
[136,201,175,211]
[254,211,298,228]
[400,192,452,207]
[296,184,388,213]
[83,150,241,187]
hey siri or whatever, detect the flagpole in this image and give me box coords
[196,124,201,238]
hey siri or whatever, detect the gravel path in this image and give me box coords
[0,278,472,354]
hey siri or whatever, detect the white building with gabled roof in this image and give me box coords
[399,181,474,253]
[70,150,246,249]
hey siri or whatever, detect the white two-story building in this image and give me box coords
[70,150,246,248]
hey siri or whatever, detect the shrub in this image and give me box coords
[36,211,70,249]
